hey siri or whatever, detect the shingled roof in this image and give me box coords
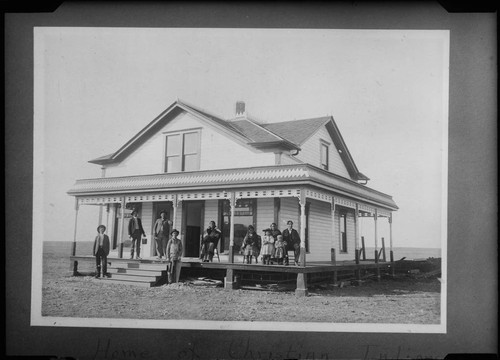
[87,99,366,181]
[262,117,331,146]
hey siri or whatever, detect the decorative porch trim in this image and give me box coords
[235,188,301,199]
[358,203,376,214]
[125,193,175,203]
[304,188,332,203]
[334,196,357,209]
[177,191,230,201]
[377,208,392,217]
[78,196,123,205]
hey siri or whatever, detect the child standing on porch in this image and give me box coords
[260,228,275,265]
[166,229,183,283]
[274,234,286,265]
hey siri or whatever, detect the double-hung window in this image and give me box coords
[339,212,347,253]
[165,130,200,173]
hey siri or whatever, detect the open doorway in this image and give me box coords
[182,201,204,257]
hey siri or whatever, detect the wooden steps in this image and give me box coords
[101,260,168,287]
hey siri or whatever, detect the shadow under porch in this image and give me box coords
[70,254,395,295]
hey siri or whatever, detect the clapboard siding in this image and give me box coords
[294,125,351,179]
[256,198,274,235]
[104,111,275,177]
[141,202,154,257]
[279,197,299,231]
[307,200,333,262]
[203,200,219,228]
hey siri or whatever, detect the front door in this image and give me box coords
[182,201,204,257]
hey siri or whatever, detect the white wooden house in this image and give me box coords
[68,99,398,286]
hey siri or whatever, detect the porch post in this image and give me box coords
[295,190,308,297]
[389,214,395,277]
[172,194,178,229]
[374,210,379,261]
[330,198,336,264]
[229,193,235,264]
[299,192,307,267]
[225,193,237,290]
[354,203,360,264]
[105,204,110,231]
[119,198,125,259]
[354,203,361,281]
[98,167,106,224]
[374,209,380,281]
[71,198,79,275]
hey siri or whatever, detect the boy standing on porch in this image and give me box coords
[128,210,146,259]
[93,225,110,278]
[166,229,183,283]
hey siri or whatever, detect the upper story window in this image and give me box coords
[320,141,329,170]
[165,130,200,173]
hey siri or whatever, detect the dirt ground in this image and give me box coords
[41,251,441,324]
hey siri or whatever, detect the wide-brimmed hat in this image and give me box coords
[247,225,255,230]
[262,228,271,232]
[171,229,180,235]
[97,225,106,232]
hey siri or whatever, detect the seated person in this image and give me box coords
[200,220,222,262]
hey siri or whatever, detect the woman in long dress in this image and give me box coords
[241,225,260,264]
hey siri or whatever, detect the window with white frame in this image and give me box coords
[165,130,200,173]
[339,212,347,253]
[320,141,329,170]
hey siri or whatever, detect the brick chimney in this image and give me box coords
[235,101,246,119]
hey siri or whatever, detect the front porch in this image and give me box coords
[70,252,395,295]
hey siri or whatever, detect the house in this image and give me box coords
[67,99,398,294]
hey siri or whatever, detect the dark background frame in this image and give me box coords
[5,2,497,358]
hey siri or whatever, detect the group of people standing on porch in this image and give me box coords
[92,209,301,281]
[241,221,301,266]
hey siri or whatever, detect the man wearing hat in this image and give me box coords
[93,225,110,278]
[128,210,146,259]
[153,210,172,260]
[166,229,183,283]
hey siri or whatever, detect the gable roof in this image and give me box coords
[262,117,331,145]
[263,116,369,181]
[88,99,368,181]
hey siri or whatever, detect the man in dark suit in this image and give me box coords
[128,210,146,259]
[93,225,110,278]
[282,220,301,266]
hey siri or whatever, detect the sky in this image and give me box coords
[34,27,449,249]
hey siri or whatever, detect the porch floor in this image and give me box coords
[70,254,393,274]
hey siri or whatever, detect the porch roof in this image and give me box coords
[67,164,398,210]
